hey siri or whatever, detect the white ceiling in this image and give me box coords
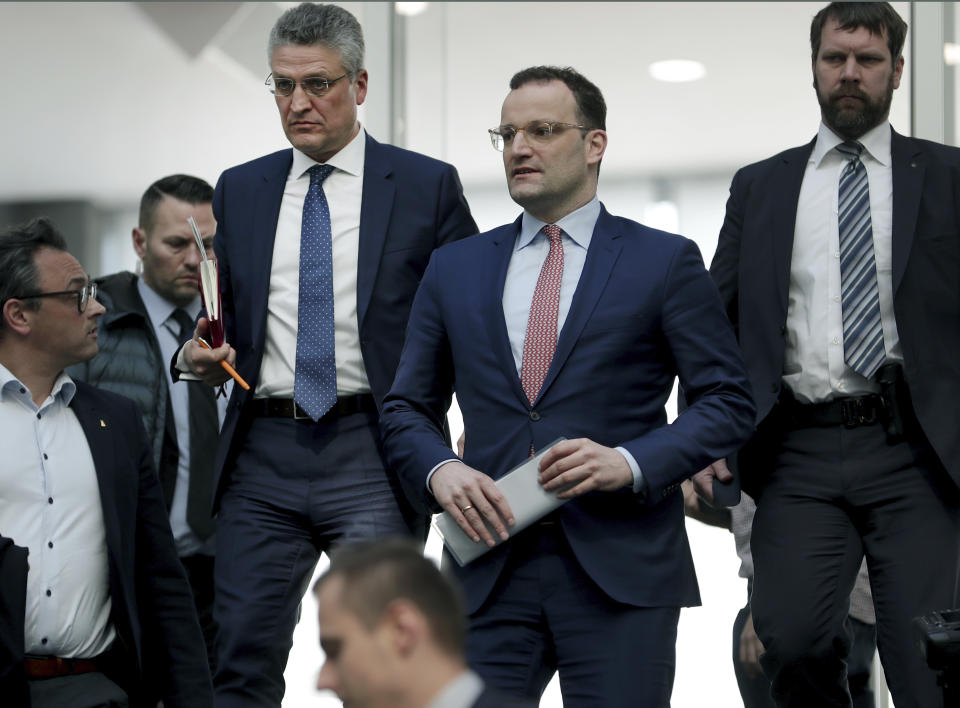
[0,1,911,204]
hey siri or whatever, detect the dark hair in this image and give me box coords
[138,174,213,232]
[314,540,466,657]
[509,66,606,131]
[810,2,907,63]
[268,3,364,76]
[0,218,69,331]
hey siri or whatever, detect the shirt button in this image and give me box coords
[833,337,840,345]
[43,453,48,460]
[48,497,53,504]
[46,589,51,597]
[41,638,47,645]
[833,295,840,302]
[834,251,841,258]
[36,413,41,420]
[48,542,53,549]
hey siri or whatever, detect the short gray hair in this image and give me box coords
[268,3,365,76]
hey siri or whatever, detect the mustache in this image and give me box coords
[829,87,869,102]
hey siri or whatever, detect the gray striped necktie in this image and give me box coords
[837,140,885,379]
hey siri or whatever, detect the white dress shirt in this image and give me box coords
[138,279,227,557]
[786,121,902,403]
[0,364,115,658]
[256,127,369,398]
[425,670,485,708]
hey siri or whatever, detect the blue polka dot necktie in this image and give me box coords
[295,163,337,421]
[836,141,885,379]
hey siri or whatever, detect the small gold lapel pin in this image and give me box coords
[100,419,107,428]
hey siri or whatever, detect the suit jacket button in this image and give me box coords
[529,410,541,421]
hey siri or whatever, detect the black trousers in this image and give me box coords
[733,595,876,708]
[751,418,960,708]
[180,553,216,675]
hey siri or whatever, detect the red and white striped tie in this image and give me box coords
[520,224,564,405]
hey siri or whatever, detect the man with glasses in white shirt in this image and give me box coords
[0,217,211,707]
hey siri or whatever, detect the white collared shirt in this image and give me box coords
[256,127,369,398]
[786,121,902,403]
[0,364,115,658]
[425,670,485,708]
[137,279,227,557]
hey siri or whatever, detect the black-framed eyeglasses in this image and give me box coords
[265,72,351,97]
[488,121,588,151]
[8,281,98,313]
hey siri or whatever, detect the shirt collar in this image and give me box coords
[136,276,200,332]
[811,120,892,167]
[518,196,601,251]
[291,125,366,180]
[0,363,76,407]
[424,670,484,708]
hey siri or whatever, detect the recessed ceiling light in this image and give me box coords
[648,59,706,83]
[395,2,428,16]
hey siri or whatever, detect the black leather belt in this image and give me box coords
[249,394,377,421]
[786,393,885,429]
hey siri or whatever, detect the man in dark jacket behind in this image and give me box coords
[67,174,224,670]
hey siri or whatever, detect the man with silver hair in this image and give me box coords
[176,4,477,706]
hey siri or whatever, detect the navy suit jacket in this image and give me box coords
[381,206,756,612]
[203,134,477,509]
[711,128,960,496]
[66,382,210,706]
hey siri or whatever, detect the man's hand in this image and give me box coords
[183,317,236,387]
[456,431,465,458]
[430,461,514,547]
[538,438,633,499]
[739,610,765,677]
[691,458,732,505]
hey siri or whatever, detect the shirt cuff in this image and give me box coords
[615,446,646,495]
[426,458,461,496]
[175,346,202,381]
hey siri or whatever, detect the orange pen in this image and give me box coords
[194,336,250,391]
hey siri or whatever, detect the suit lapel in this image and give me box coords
[534,207,622,404]
[771,141,813,316]
[248,151,292,354]
[357,134,396,330]
[69,385,121,570]
[890,129,924,294]
[484,217,529,403]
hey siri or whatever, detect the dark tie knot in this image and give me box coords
[172,308,194,339]
[836,141,865,161]
[308,163,336,185]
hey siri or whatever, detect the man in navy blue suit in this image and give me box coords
[177,4,476,705]
[380,66,755,707]
[707,3,960,706]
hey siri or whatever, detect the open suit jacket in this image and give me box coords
[199,133,477,510]
[0,381,212,707]
[710,128,960,497]
[381,206,756,613]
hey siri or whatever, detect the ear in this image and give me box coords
[382,600,425,657]
[892,54,904,90]
[585,128,607,169]
[132,227,148,260]
[2,297,33,337]
[353,69,369,107]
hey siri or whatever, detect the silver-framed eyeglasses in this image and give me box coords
[8,281,98,313]
[265,72,351,97]
[488,121,588,151]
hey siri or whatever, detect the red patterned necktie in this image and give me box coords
[520,224,564,405]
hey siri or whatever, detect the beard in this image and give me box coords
[815,73,895,139]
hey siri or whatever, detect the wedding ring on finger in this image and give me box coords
[460,505,474,512]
